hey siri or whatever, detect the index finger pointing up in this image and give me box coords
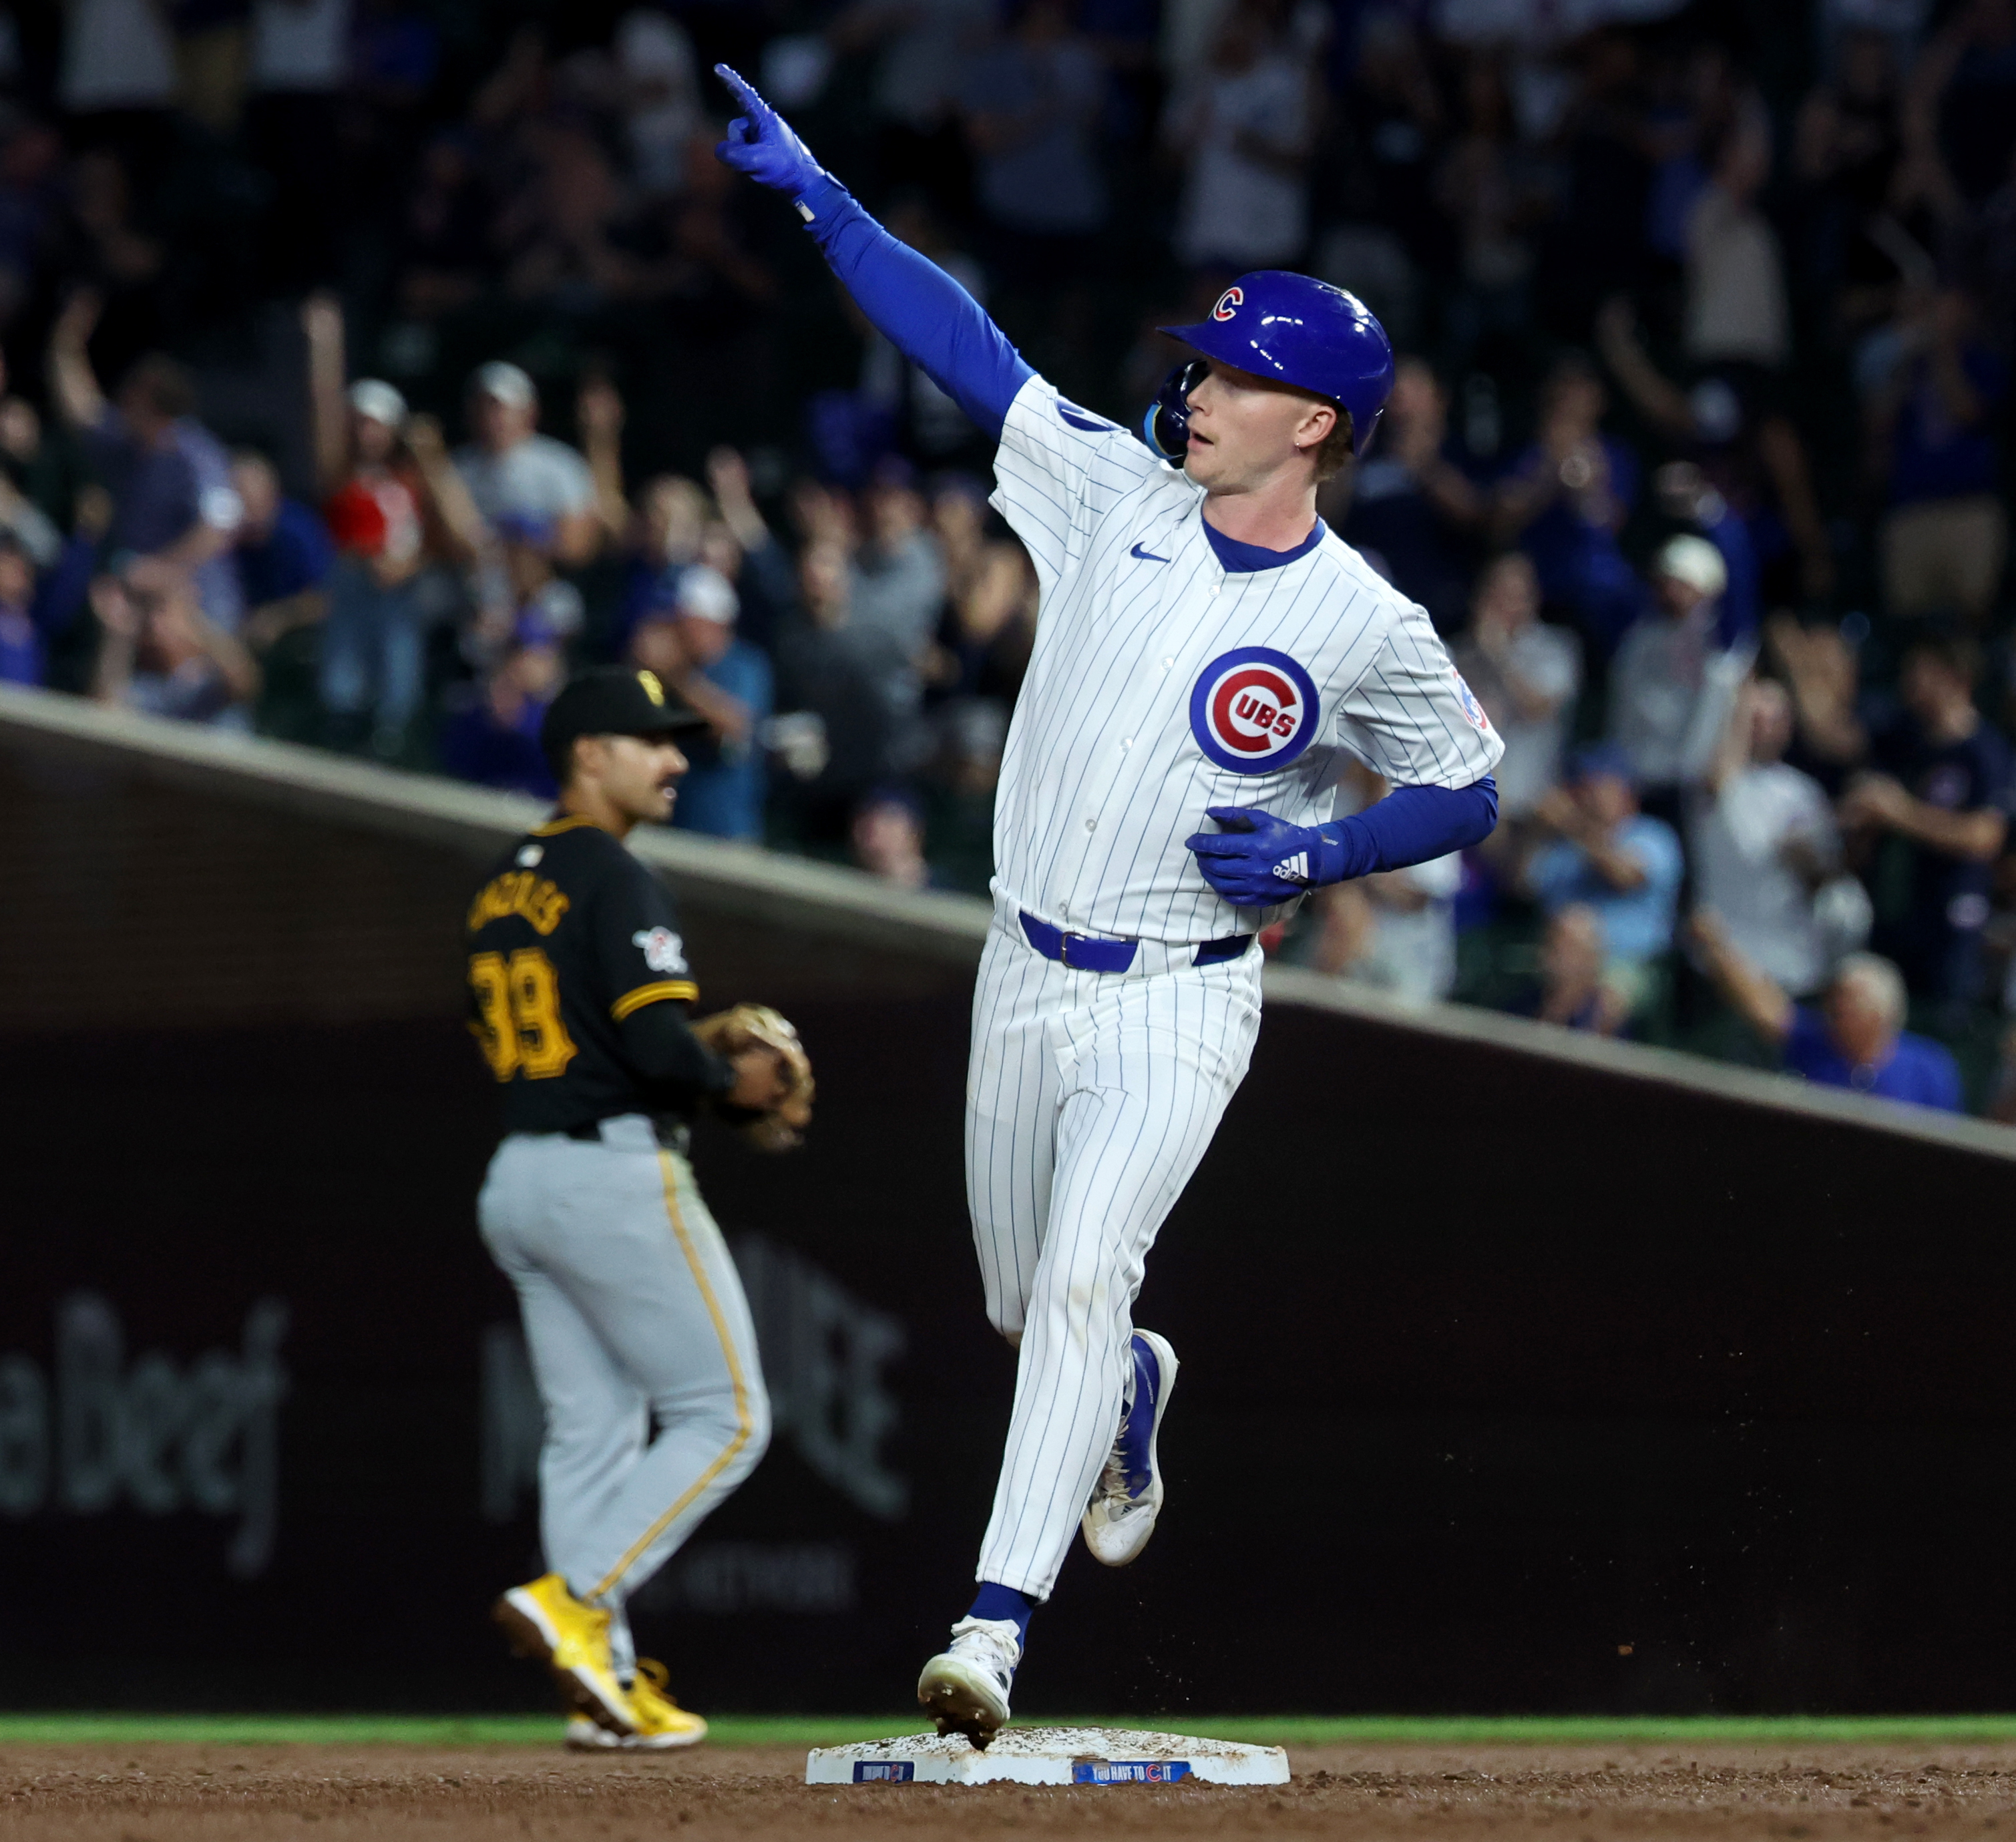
[713,63,767,117]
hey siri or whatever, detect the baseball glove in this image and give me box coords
[692,1003,815,1152]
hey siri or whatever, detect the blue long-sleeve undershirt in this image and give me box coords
[797,176,1033,439]
[791,176,1500,885]
[1321,777,1498,881]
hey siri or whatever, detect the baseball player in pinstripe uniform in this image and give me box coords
[717,69,1504,1739]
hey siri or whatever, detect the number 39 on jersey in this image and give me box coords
[469,946,578,1081]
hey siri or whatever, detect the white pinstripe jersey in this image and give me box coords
[988,375,1505,943]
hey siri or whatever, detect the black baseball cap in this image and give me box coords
[540,667,708,764]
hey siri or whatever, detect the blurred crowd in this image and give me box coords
[4,0,2016,1120]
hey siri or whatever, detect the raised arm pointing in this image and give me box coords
[713,65,1033,438]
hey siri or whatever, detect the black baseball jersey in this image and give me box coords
[465,813,734,1135]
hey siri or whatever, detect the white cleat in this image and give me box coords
[565,1716,623,1751]
[916,1616,1020,1744]
[1082,1329,1179,1567]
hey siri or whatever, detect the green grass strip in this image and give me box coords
[0,1716,899,1748]
[7,1714,2016,1749]
[1159,1716,2016,1747]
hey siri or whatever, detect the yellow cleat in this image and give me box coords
[628,1660,709,1747]
[493,1573,636,1737]
[563,1662,709,1751]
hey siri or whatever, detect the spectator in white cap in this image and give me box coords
[303,293,487,757]
[451,360,602,565]
[1607,532,1754,810]
[625,561,773,843]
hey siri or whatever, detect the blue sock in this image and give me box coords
[966,1581,1034,1644]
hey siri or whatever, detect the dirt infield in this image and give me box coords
[11,1740,2016,1839]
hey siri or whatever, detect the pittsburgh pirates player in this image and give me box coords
[471,666,807,1749]
[717,68,1502,1739]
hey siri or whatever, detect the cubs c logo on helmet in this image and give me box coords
[1211,286,1243,322]
[1189,646,1320,774]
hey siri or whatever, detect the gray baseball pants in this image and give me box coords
[479,1114,770,1679]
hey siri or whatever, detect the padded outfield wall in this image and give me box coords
[1,684,2013,1717]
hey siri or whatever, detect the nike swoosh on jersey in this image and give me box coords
[1129,542,1171,563]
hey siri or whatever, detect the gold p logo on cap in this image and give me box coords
[637,670,666,706]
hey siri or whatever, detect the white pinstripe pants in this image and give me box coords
[964,907,1263,1599]
[479,1118,771,1676]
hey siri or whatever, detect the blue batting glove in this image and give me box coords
[713,64,829,199]
[1184,806,1343,907]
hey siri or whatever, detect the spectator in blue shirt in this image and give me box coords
[1866,284,2009,622]
[1596,298,1836,610]
[960,0,1111,261]
[0,527,96,688]
[230,451,333,654]
[1338,359,1485,636]
[1773,627,2016,1007]
[1490,355,1642,660]
[88,558,261,730]
[1525,742,1685,1023]
[0,532,45,685]
[437,609,564,798]
[1689,911,1963,1112]
[47,292,246,632]
[1838,634,2015,1007]
[628,562,773,843]
[1523,903,1627,1036]
[851,782,942,891]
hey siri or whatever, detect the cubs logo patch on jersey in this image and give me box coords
[1452,668,1495,735]
[1189,646,1320,774]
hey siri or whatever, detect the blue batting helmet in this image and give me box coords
[1154,272,1396,459]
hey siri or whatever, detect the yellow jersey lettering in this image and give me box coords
[466,872,572,937]
[531,883,572,934]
